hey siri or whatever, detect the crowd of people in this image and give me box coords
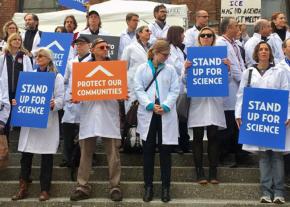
[0,3,290,204]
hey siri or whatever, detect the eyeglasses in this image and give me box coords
[36,54,46,58]
[200,33,214,38]
[198,16,209,18]
[96,45,110,50]
[143,29,150,33]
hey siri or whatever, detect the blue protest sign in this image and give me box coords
[239,87,289,149]
[11,72,55,128]
[186,46,228,97]
[39,32,73,76]
[58,0,88,12]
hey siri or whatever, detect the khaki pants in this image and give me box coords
[76,137,121,194]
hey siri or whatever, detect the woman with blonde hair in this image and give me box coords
[135,39,179,202]
[0,33,33,137]
[11,48,64,202]
[0,20,19,53]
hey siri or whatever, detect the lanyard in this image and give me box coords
[148,60,163,100]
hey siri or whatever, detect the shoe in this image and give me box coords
[110,188,123,202]
[273,196,285,204]
[260,195,272,203]
[161,187,171,203]
[196,168,208,184]
[209,167,219,184]
[11,179,28,201]
[39,191,49,201]
[143,186,153,202]
[70,189,90,201]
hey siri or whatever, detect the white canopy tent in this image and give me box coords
[13,0,188,36]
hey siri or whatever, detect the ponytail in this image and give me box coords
[147,48,154,60]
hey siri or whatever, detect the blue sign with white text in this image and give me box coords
[11,72,55,128]
[239,87,289,149]
[186,46,228,97]
[58,0,88,12]
[39,32,73,76]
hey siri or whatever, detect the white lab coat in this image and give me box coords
[78,28,109,36]
[0,53,33,74]
[0,40,6,55]
[166,44,185,93]
[148,22,170,44]
[18,73,65,154]
[118,29,136,59]
[244,33,285,67]
[121,41,147,112]
[79,100,121,140]
[0,62,10,124]
[216,36,245,110]
[183,26,199,49]
[134,62,180,144]
[235,66,290,152]
[62,54,92,124]
[21,30,41,55]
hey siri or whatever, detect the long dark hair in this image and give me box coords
[167,26,184,48]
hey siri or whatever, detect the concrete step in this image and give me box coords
[8,153,258,167]
[0,166,260,183]
[0,181,265,200]
[0,198,288,207]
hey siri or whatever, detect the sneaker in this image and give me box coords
[260,196,272,203]
[70,189,90,201]
[273,196,285,204]
[110,189,123,202]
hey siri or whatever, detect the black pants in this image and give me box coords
[178,121,190,150]
[143,113,172,188]
[216,110,241,157]
[20,152,53,191]
[192,125,218,168]
[62,123,79,165]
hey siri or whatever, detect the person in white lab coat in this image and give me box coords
[11,48,64,202]
[60,36,92,168]
[245,19,284,67]
[215,17,245,166]
[118,13,139,59]
[78,10,109,36]
[183,10,209,48]
[70,38,123,202]
[148,4,170,44]
[235,42,290,204]
[0,20,19,54]
[184,27,227,184]
[0,33,33,138]
[166,26,191,153]
[22,13,42,56]
[135,39,179,203]
[277,38,290,188]
[0,60,10,135]
[121,25,151,112]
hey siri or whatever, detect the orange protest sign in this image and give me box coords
[72,61,127,101]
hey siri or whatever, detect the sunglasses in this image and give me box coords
[143,29,150,33]
[200,33,214,38]
[96,45,110,50]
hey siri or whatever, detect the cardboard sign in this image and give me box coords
[39,32,73,76]
[58,0,88,12]
[72,61,127,101]
[186,46,228,97]
[11,72,55,128]
[239,87,289,149]
[221,0,261,25]
[80,34,120,60]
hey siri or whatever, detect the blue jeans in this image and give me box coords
[259,151,284,198]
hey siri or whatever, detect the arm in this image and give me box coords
[51,74,65,111]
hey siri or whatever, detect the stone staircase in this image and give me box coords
[0,129,289,206]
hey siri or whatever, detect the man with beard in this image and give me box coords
[148,4,170,44]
